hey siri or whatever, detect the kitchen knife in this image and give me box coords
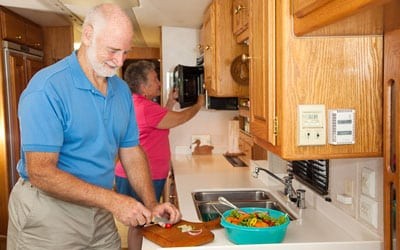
[152,216,172,228]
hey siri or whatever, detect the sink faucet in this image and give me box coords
[252,166,306,208]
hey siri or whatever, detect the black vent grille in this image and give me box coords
[289,160,329,195]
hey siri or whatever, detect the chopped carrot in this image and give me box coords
[254,221,268,227]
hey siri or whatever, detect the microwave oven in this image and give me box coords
[173,64,204,108]
[172,64,238,110]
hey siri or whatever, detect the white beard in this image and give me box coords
[87,42,118,77]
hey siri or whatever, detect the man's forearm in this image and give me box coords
[27,154,119,211]
[121,146,158,209]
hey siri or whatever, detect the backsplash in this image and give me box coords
[260,152,383,237]
[170,109,238,154]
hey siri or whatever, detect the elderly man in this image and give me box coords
[7,3,180,249]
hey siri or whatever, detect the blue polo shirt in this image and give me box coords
[17,51,139,189]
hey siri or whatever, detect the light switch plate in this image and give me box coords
[359,195,378,228]
[297,104,326,146]
[361,167,376,198]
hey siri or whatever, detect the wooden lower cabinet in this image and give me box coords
[163,169,179,208]
[249,0,383,160]
[0,48,44,236]
[238,131,267,165]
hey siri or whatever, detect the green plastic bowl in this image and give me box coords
[220,207,290,244]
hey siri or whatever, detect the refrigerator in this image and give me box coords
[2,40,44,191]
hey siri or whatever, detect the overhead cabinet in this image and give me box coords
[293,0,392,36]
[248,0,383,160]
[202,0,248,97]
[232,0,249,43]
[0,7,44,49]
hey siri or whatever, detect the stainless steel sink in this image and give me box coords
[191,189,296,222]
[192,189,270,203]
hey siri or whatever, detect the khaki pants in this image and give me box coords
[7,178,121,250]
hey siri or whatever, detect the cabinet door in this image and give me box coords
[26,56,44,80]
[6,54,43,189]
[203,0,248,97]
[203,2,216,94]
[6,52,28,189]
[232,0,249,36]
[0,9,26,44]
[26,22,44,50]
[249,0,276,146]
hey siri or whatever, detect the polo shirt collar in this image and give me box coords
[68,51,116,97]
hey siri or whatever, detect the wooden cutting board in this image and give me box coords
[142,218,221,247]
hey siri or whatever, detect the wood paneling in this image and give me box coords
[126,47,160,59]
[43,26,74,66]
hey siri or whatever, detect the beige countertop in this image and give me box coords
[142,154,382,250]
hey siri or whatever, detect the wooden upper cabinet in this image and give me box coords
[293,0,392,36]
[232,0,249,43]
[26,22,44,50]
[249,0,383,160]
[249,0,276,147]
[0,7,44,49]
[0,8,26,44]
[202,3,215,94]
[202,0,248,97]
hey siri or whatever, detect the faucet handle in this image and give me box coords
[296,189,306,209]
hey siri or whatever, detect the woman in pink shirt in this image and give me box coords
[115,60,204,250]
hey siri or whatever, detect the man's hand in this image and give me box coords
[151,202,182,225]
[111,193,153,227]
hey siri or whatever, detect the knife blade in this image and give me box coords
[152,216,172,228]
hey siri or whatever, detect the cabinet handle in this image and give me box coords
[204,45,211,50]
[241,54,251,62]
[15,35,22,40]
[234,5,246,14]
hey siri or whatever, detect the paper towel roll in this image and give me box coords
[227,120,241,154]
